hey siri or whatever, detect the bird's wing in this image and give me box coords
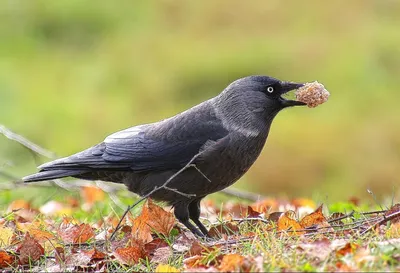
[39,112,228,172]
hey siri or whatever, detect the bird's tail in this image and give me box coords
[23,169,85,183]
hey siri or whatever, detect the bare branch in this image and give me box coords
[109,151,209,240]
[0,124,56,159]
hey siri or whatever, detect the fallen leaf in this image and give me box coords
[300,204,333,232]
[277,211,304,236]
[208,222,239,238]
[145,238,169,256]
[151,246,172,263]
[132,199,175,243]
[385,203,400,224]
[155,264,180,272]
[0,250,17,269]
[218,253,249,272]
[58,221,94,244]
[0,225,14,247]
[183,255,203,268]
[188,241,209,256]
[16,233,45,265]
[336,242,360,257]
[267,211,284,223]
[82,248,107,261]
[113,243,147,266]
[297,238,332,261]
[246,206,262,218]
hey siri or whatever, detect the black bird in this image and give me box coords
[23,75,305,237]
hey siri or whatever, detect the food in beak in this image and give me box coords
[295,81,330,108]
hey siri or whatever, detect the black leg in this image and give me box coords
[188,199,209,236]
[174,202,205,237]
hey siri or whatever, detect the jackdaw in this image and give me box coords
[23,75,306,237]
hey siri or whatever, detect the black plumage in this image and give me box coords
[23,75,305,237]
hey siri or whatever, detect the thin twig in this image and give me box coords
[360,210,400,235]
[0,124,56,158]
[109,151,210,241]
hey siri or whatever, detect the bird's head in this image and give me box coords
[214,75,306,134]
[226,75,306,109]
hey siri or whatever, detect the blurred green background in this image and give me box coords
[1,0,399,202]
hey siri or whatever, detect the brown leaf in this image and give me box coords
[277,211,304,236]
[336,242,360,257]
[145,238,169,256]
[0,250,17,269]
[267,211,284,223]
[151,246,172,264]
[188,241,209,256]
[297,238,332,261]
[54,247,65,265]
[385,203,400,224]
[208,222,239,238]
[299,204,333,232]
[16,233,44,265]
[132,199,175,243]
[113,242,147,266]
[58,221,94,244]
[246,206,262,218]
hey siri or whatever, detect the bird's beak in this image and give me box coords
[279,82,306,107]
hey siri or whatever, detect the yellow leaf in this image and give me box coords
[155,264,180,272]
[0,226,14,247]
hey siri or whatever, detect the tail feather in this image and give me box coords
[23,169,85,183]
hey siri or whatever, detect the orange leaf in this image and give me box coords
[218,254,245,272]
[0,250,17,269]
[81,248,107,261]
[132,199,175,243]
[299,204,332,232]
[208,222,239,238]
[16,233,44,265]
[336,242,360,257]
[113,242,147,266]
[277,211,304,235]
[58,222,94,244]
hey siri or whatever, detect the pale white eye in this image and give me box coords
[267,86,274,93]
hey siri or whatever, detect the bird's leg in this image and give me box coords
[188,199,209,236]
[174,202,205,237]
